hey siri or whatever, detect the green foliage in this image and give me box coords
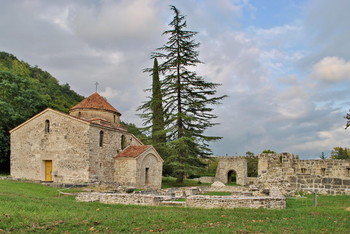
[0,51,83,172]
[330,147,350,159]
[161,176,209,189]
[247,157,258,177]
[147,6,226,182]
[345,110,350,129]
[138,58,169,174]
[320,152,327,160]
[121,122,151,144]
[198,157,219,177]
[262,149,276,154]
[0,180,349,233]
[245,151,258,177]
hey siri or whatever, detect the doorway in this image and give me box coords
[227,170,237,184]
[44,160,53,181]
[145,168,149,185]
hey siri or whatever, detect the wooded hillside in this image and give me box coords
[0,51,84,173]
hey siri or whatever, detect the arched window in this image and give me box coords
[121,135,127,149]
[113,115,116,123]
[99,130,104,147]
[45,120,50,133]
[78,112,82,118]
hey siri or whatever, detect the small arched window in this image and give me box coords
[99,130,104,147]
[113,115,116,123]
[45,120,50,133]
[121,135,127,149]
[78,112,82,118]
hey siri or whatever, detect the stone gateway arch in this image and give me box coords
[215,157,248,185]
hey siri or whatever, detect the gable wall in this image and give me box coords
[10,110,91,183]
[136,152,162,189]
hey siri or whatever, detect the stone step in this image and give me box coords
[160,201,186,207]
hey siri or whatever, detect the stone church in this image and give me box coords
[10,92,163,189]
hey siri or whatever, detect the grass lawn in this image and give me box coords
[161,177,211,188]
[0,180,349,233]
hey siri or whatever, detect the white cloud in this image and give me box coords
[67,0,164,50]
[312,56,350,82]
[1,0,350,160]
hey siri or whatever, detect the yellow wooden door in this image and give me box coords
[44,160,53,181]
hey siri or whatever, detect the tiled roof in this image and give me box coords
[70,92,121,115]
[116,145,151,158]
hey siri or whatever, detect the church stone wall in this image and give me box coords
[11,110,90,183]
[70,109,121,127]
[114,158,138,186]
[88,126,142,183]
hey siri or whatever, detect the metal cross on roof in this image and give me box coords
[95,82,99,92]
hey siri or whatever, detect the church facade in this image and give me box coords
[10,92,163,189]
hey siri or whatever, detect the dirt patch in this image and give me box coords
[345,207,350,211]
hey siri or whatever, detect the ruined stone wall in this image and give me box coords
[186,196,285,209]
[289,175,350,195]
[256,153,350,195]
[136,153,162,189]
[11,110,90,183]
[293,159,349,178]
[215,157,247,185]
[76,192,163,205]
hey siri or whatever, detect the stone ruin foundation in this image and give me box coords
[214,153,350,196]
[76,185,286,209]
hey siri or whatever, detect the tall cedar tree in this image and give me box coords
[153,6,226,182]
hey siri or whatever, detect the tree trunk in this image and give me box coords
[176,172,184,183]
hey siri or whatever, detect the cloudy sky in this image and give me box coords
[1,0,349,158]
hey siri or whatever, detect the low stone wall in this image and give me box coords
[186,195,286,209]
[201,186,252,194]
[76,192,165,206]
[76,191,286,209]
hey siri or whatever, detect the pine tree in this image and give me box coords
[152,6,226,182]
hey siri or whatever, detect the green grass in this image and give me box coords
[202,191,232,196]
[161,177,210,188]
[0,180,349,233]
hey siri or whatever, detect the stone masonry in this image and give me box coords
[10,92,163,189]
[215,153,350,195]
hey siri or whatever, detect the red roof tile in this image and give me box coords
[116,145,151,158]
[70,92,121,115]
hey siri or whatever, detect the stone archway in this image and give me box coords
[215,157,247,185]
[227,170,237,184]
